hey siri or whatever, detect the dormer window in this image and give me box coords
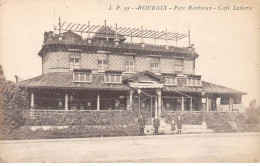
[73,70,92,82]
[162,76,177,85]
[187,77,201,86]
[150,58,160,73]
[70,58,80,69]
[105,72,122,83]
[174,59,183,74]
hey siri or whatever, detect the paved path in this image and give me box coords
[0,132,259,162]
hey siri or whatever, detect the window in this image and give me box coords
[70,58,80,69]
[188,78,192,85]
[174,59,183,74]
[162,76,177,85]
[234,95,241,104]
[220,96,230,105]
[125,61,134,72]
[197,79,201,86]
[187,77,201,86]
[192,79,196,85]
[105,73,121,83]
[150,58,160,73]
[98,59,108,71]
[73,72,92,82]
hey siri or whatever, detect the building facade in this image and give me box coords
[19,24,246,118]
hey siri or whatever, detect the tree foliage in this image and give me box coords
[0,65,30,133]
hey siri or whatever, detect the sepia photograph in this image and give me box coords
[0,0,259,163]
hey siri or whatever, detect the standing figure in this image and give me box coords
[176,115,182,134]
[171,119,176,134]
[153,116,160,135]
[138,114,146,136]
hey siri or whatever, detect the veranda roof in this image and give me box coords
[18,72,246,95]
[18,72,129,91]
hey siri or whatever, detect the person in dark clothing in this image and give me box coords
[153,117,160,135]
[176,115,182,134]
[171,119,176,134]
[138,114,146,136]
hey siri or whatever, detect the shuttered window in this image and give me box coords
[70,58,80,69]
[150,58,160,73]
[174,59,183,74]
[98,59,108,71]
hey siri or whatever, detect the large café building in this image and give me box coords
[19,19,246,117]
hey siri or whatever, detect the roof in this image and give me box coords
[164,79,246,95]
[39,33,198,58]
[18,72,129,91]
[18,72,246,95]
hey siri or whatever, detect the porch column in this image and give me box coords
[138,88,141,117]
[30,92,34,108]
[229,97,233,111]
[97,94,100,111]
[206,97,209,111]
[155,97,158,117]
[30,92,34,116]
[181,97,184,111]
[190,97,193,111]
[65,94,68,111]
[157,89,162,117]
[129,89,134,110]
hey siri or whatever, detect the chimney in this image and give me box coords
[49,32,54,41]
[15,75,18,83]
[58,34,63,41]
[87,38,92,44]
[114,38,120,45]
[15,75,23,82]
[188,44,195,51]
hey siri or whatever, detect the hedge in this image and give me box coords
[1,125,139,140]
[162,109,260,133]
[27,110,137,126]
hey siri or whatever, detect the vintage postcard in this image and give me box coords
[0,0,259,163]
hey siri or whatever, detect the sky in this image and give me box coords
[0,0,259,106]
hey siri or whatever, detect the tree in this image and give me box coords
[0,65,30,134]
[249,99,257,108]
[244,99,260,131]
